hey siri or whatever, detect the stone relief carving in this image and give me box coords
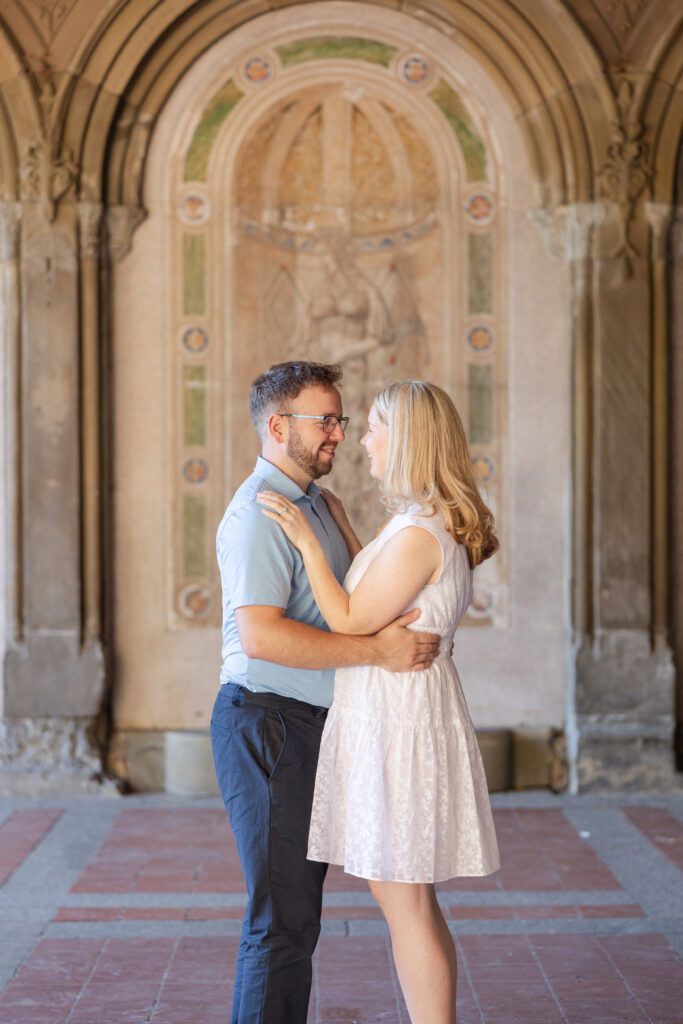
[20,136,79,222]
[263,228,424,519]
[106,205,147,262]
[21,0,80,45]
[597,76,652,265]
[594,0,650,39]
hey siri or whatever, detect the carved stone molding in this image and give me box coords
[671,207,683,262]
[0,202,22,260]
[77,202,103,260]
[105,205,146,263]
[22,0,81,47]
[597,76,652,263]
[19,137,79,222]
[529,202,608,262]
[593,0,651,41]
[644,201,673,261]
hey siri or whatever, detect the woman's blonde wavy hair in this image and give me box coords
[374,381,498,568]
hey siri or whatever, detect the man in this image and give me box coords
[211,361,440,1024]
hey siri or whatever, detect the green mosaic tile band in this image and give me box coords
[468,363,493,444]
[184,79,244,182]
[429,79,487,182]
[468,233,493,314]
[183,494,207,578]
[183,234,206,316]
[183,365,207,447]
[276,36,398,68]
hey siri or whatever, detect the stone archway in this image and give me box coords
[1,0,681,792]
[109,5,573,790]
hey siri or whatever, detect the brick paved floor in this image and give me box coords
[0,793,681,1023]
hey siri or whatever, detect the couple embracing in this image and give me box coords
[211,360,500,1024]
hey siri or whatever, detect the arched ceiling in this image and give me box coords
[0,0,681,205]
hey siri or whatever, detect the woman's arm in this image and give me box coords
[257,491,441,634]
[318,487,362,559]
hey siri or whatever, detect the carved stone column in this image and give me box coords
[578,201,675,789]
[0,203,22,658]
[3,199,104,709]
[0,195,108,792]
[532,198,676,789]
[671,205,683,768]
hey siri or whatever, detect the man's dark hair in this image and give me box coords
[250,361,343,440]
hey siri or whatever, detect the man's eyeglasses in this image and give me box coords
[278,413,350,434]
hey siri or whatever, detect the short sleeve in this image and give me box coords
[217,500,295,610]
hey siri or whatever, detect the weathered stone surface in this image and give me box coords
[108,730,166,792]
[0,716,118,796]
[576,636,675,719]
[577,731,681,792]
[3,637,104,717]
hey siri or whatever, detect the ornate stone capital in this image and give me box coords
[105,205,146,263]
[78,202,103,260]
[0,202,22,260]
[597,76,652,264]
[20,137,79,222]
[529,203,608,262]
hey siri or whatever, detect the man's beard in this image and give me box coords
[286,428,333,480]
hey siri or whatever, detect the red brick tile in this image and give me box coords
[87,937,175,984]
[151,983,234,1023]
[491,809,622,891]
[70,809,239,895]
[54,907,123,922]
[185,906,245,920]
[322,905,384,919]
[621,806,683,870]
[578,903,645,918]
[67,982,163,1024]
[0,810,62,887]
[514,904,579,919]
[164,938,239,985]
[121,908,185,920]
[447,905,514,919]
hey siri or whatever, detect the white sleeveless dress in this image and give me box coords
[307,509,500,883]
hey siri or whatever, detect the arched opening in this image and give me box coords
[109,5,571,789]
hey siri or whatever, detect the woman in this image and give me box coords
[257,381,500,1024]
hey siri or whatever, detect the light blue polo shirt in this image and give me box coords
[216,456,351,707]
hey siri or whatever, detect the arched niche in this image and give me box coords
[111,4,571,741]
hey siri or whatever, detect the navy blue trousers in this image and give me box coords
[211,684,328,1024]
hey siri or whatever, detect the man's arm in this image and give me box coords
[235,605,440,673]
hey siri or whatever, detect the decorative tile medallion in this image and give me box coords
[181,326,209,354]
[178,192,210,226]
[400,55,430,85]
[183,457,209,484]
[179,584,212,618]
[465,192,495,225]
[244,56,273,83]
[473,454,494,482]
[467,325,494,353]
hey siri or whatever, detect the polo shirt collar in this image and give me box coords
[255,456,321,504]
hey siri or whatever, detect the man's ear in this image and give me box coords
[267,412,287,445]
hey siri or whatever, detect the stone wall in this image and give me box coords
[0,0,680,792]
